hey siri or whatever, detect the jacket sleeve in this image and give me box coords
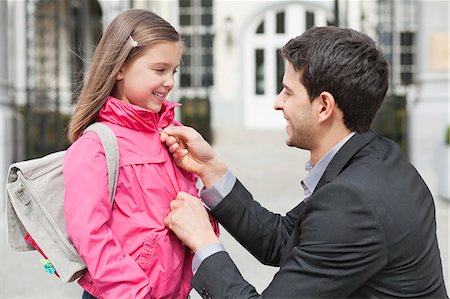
[63,134,150,299]
[192,180,387,298]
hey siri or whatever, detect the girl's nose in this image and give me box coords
[163,75,175,88]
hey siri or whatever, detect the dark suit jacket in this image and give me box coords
[191,131,448,298]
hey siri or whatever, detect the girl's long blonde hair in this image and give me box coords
[67,9,182,143]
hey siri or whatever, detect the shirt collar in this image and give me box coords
[301,132,356,199]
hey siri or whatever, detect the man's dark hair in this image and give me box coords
[281,26,389,133]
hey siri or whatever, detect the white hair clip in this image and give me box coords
[129,35,138,48]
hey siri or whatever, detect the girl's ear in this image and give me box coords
[117,66,126,80]
[317,91,336,123]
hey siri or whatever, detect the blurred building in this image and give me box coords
[408,1,449,201]
[1,0,448,198]
[0,0,448,297]
[1,0,14,198]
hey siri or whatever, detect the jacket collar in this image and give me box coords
[315,130,376,190]
[97,96,181,132]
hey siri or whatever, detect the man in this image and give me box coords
[162,27,448,298]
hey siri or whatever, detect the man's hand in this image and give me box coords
[160,126,228,187]
[164,192,220,252]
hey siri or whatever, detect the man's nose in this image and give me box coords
[274,94,284,111]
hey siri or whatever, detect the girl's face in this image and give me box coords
[113,41,182,113]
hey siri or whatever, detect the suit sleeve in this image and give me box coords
[64,135,150,299]
[192,180,387,298]
[211,179,304,266]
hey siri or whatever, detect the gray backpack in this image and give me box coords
[5,122,119,282]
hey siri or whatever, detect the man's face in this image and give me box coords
[274,63,316,150]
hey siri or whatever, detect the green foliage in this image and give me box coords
[372,94,407,154]
[179,97,213,144]
[19,107,71,159]
[446,125,450,145]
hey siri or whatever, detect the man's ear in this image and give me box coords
[317,91,336,123]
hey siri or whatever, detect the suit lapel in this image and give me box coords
[281,131,376,264]
[316,131,376,191]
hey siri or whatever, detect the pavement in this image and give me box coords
[1,129,448,298]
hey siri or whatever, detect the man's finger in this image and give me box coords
[162,125,188,137]
[163,214,173,228]
[169,198,184,210]
[163,126,201,142]
[176,191,200,202]
[159,130,169,142]
[172,151,186,162]
[176,191,188,200]
[168,142,180,153]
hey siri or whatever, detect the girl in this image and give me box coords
[63,9,212,299]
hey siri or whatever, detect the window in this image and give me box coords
[377,0,416,90]
[276,49,284,94]
[179,14,191,26]
[306,11,315,30]
[276,12,285,34]
[400,31,414,85]
[178,0,214,88]
[256,21,264,34]
[180,0,191,7]
[255,49,265,95]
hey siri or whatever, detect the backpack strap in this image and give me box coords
[83,123,119,205]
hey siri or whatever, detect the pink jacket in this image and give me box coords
[64,97,198,299]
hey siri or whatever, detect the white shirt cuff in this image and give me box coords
[192,243,226,274]
[199,170,236,209]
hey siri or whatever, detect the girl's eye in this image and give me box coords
[154,68,165,73]
[173,69,178,75]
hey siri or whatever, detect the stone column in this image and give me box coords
[0,0,14,196]
[0,1,7,103]
[408,0,449,200]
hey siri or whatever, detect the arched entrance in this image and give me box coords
[242,3,329,129]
